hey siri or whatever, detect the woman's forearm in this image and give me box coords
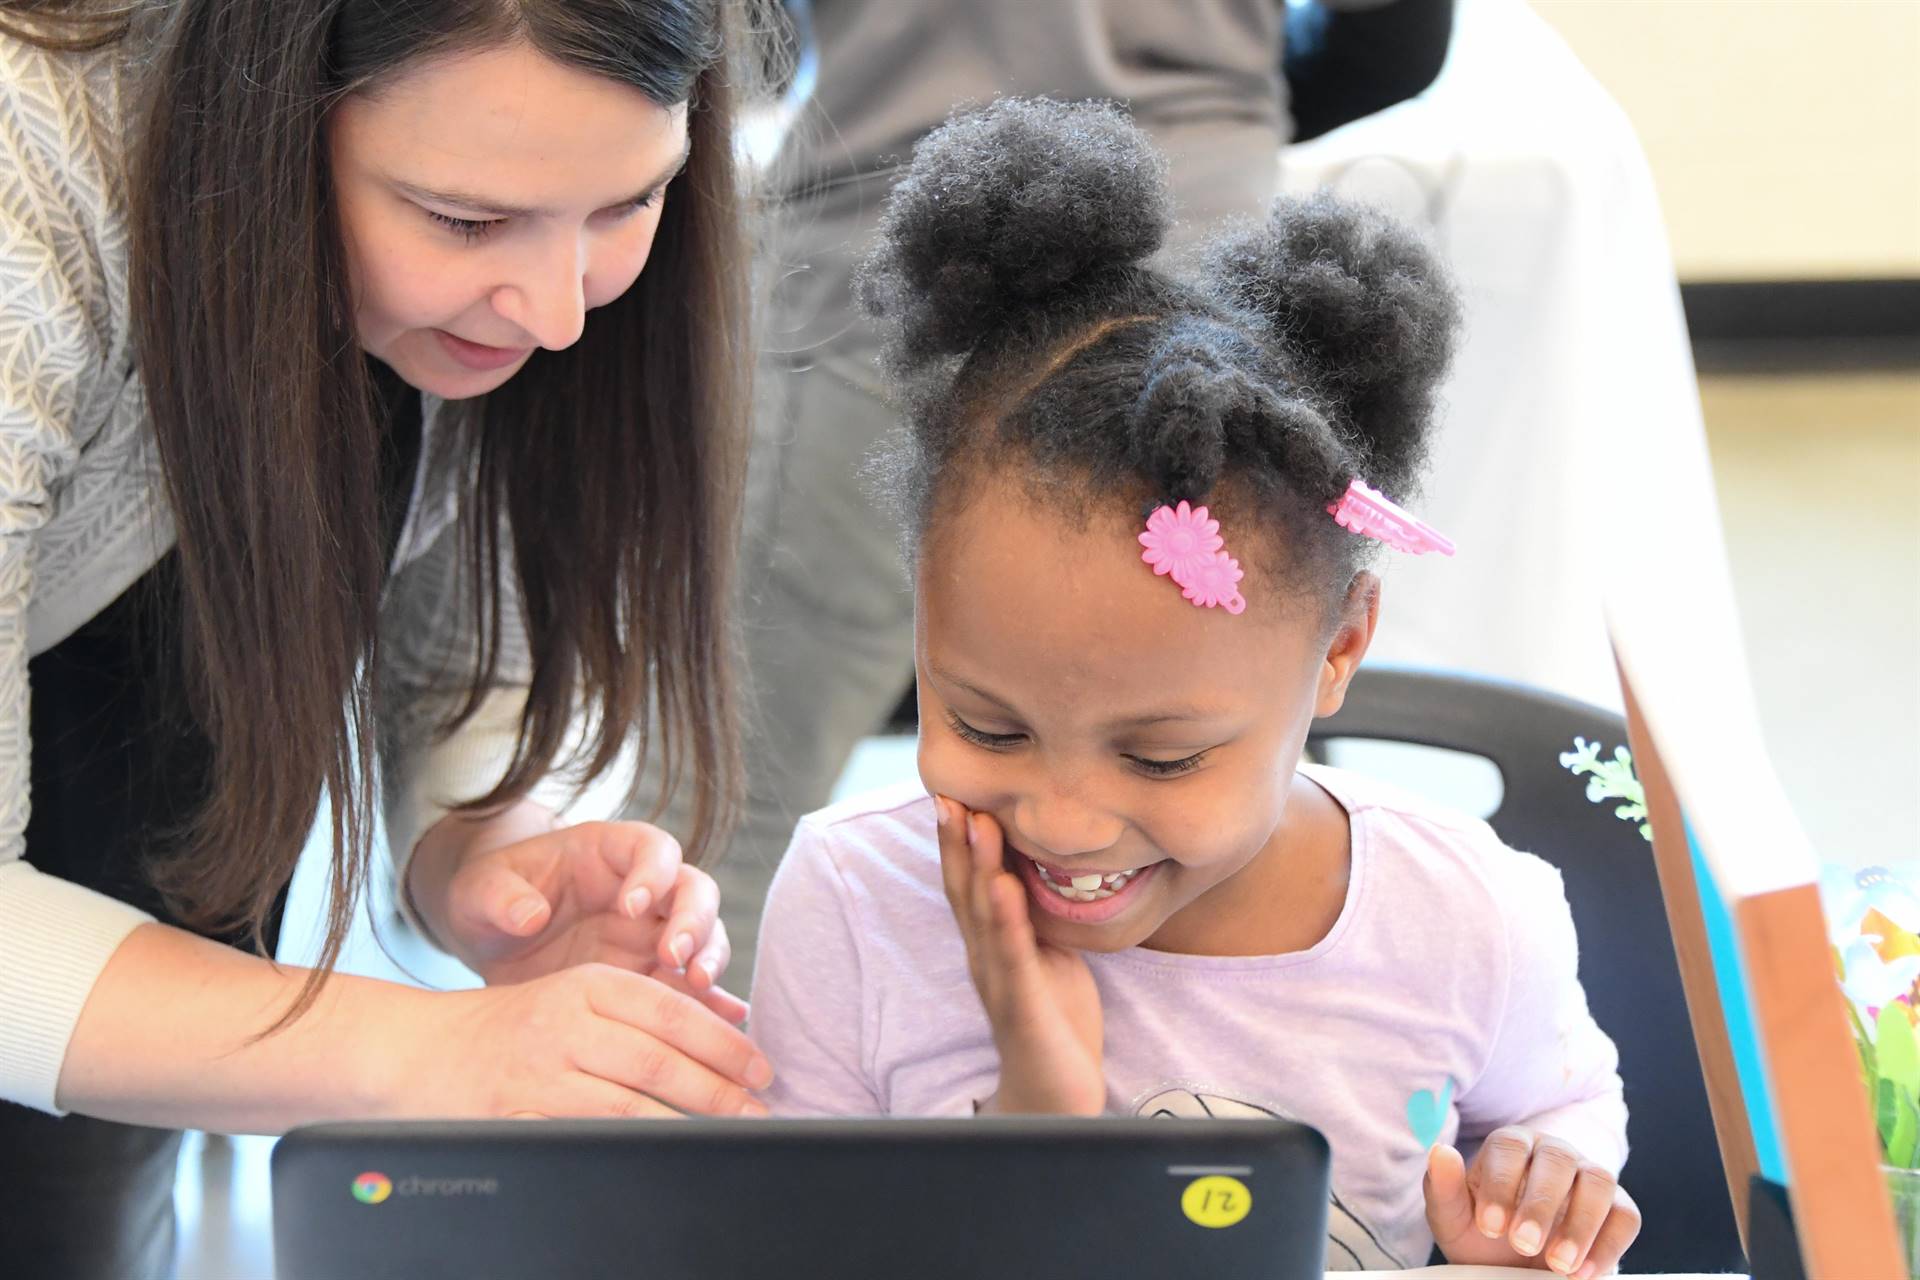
[56,921,427,1134]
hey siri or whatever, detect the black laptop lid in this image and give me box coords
[273,1117,1330,1280]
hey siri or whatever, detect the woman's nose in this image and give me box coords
[490,235,588,351]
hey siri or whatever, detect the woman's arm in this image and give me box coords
[58,916,772,1134]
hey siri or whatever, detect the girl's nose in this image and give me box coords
[1011,785,1125,863]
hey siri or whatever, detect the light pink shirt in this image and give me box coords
[749,765,1628,1269]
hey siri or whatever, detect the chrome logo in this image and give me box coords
[352,1172,392,1205]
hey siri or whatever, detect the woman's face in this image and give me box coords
[329,41,691,400]
[915,473,1377,956]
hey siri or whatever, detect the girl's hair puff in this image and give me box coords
[860,97,1461,611]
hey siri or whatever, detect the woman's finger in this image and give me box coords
[686,914,731,991]
[450,861,552,940]
[572,821,685,921]
[657,864,720,973]
[584,966,773,1091]
[530,1073,685,1120]
[573,1017,768,1118]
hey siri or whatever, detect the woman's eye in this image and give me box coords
[945,711,1024,749]
[426,210,502,242]
[1127,751,1208,779]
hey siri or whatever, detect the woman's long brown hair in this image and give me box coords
[3,0,754,1023]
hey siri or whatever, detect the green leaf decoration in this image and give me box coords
[1559,737,1653,841]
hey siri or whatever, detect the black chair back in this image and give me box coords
[1310,665,1745,1273]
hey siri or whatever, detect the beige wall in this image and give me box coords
[1531,0,1920,282]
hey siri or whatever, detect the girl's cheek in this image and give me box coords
[916,736,1004,815]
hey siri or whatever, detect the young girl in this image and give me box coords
[749,99,1640,1276]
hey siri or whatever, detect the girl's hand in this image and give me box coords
[1424,1130,1641,1277]
[935,796,1105,1115]
[396,962,774,1119]
[426,816,746,1024]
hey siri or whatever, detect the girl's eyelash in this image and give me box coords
[1127,751,1208,778]
[945,710,1209,778]
[945,711,1024,749]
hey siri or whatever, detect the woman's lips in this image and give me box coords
[435,328,533,372]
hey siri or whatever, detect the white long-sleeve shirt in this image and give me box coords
[0,30,632,1114]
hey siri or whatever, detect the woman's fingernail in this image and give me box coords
[739,1097,770,1117]
[508,898,542,929]
[1512,1222,1542,1255]
[671,934,693,967]
[698,957,718,984]
[1549,1243,1580,1273]
[1480,1204,1506,1237]
[745,1056,775,1090]
[625,886,652,918]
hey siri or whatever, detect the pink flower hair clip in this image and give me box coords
[1138,500,1247,614]
[1328,479,1456,557]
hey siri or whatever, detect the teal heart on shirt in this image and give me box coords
[1407,1077,1455,1149]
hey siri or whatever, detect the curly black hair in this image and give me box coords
[857,97,1461,613]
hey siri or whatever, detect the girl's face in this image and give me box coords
[916,475,1377,956]
[329,42,690,401]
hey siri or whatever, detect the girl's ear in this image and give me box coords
[1313,572,1381,718]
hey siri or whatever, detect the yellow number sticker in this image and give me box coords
[1181,1175,1251,1228]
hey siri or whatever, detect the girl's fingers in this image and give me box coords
[1572,1189,1642,1280]
[1466,1126,1535,1239]
[967,811,1004,928]
[1422,1145,1476,1251]
[935,797,973,924]
[656,864,720,973]
[1544,1165,1621,1275]
[1508,1136,1582,1258]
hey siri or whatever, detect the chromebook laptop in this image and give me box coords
[272,1116,1330,1279]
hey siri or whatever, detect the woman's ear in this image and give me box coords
[1313,572,1380,718]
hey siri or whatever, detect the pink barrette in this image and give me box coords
[1328,479,1455,556]
[1139,501,1247,614]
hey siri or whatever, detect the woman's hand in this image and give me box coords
[935,796,1105,1115]
[396,962,773,1119]
[1424,1129,1641,1276]
[410,806,745,1023]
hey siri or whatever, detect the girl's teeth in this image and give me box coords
[1033,861,1143,902]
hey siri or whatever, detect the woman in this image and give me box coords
[0,1,771,1273]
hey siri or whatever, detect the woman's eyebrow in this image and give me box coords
[393,141,692,218]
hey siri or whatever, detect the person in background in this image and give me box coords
[750,98,1640,1277]
[0,2,775,1274]
[665,0,1454,982]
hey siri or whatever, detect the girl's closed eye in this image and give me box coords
[1125,749,1209,779]
[944,710,1025,749]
